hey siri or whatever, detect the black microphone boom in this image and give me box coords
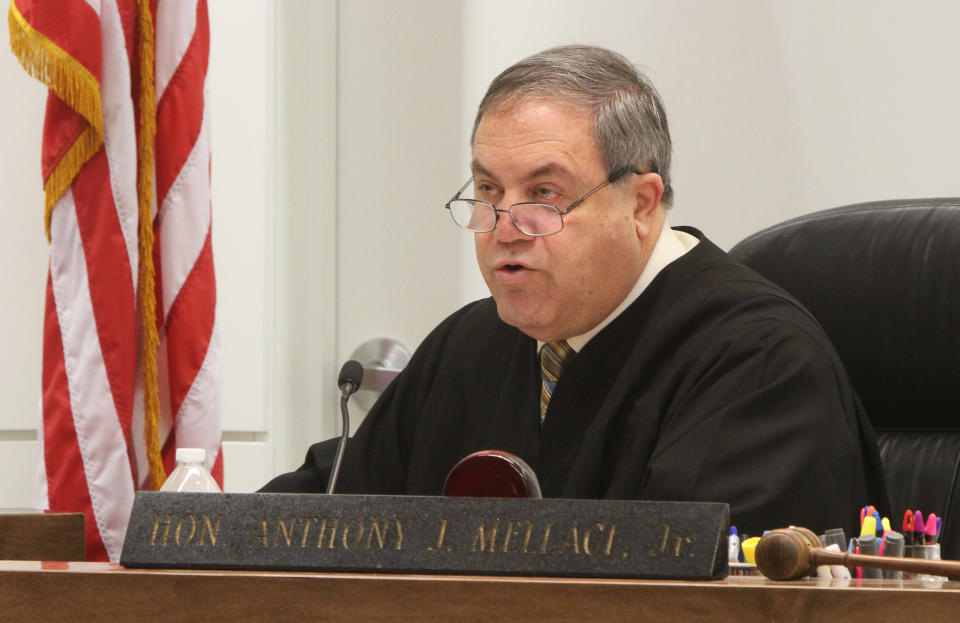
[328,360,364,494]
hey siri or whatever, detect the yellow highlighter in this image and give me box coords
[741,536,761,565]
[860,515,877,537]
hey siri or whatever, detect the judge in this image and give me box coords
[262,45,888,537]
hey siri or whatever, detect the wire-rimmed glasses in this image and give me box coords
[445,167,644,237]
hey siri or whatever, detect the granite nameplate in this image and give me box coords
[120,492,728,580]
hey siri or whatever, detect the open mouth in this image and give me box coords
[493,261,531,280]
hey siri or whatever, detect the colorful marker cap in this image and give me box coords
[925,513,939,543]
[741,536,760,565]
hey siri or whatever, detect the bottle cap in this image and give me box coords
[175,447,206,463]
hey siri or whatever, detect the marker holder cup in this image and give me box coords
[904,543,947,582]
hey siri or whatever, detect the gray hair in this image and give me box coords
[472,45,674,205]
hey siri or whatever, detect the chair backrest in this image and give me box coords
[729,198,960,558]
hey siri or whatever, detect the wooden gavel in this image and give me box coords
[755,526,960,580]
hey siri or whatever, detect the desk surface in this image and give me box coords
[1,560,958,622]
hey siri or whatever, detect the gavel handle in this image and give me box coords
[811,548,960,577]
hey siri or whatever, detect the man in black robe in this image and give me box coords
[263,45,888,538]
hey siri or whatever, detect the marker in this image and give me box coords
[903,510,915,545]
[728,526,741,563]
[850,536,863,579]
[741,537,760,565]
[860,515,877,538]
[857,534,882,579]
[925,513,939,545]
[913,511,925,546]
[881,516,891,534]
[881,531,905,580]
[937,516,943,541]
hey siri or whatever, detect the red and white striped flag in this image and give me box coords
[9,0,222,562]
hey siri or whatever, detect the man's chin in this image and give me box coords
[493,301,556,341]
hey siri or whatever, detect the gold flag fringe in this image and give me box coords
[136,0,164,491]
[42,125,100,238]
[8,0,104,240]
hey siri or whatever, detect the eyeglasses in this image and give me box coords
[445,167,645,237]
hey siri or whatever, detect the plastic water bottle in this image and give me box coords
[159,448,221,492]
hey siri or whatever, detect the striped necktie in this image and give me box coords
[540,340,575,421]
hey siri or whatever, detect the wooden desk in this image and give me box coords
[1,561,958,622]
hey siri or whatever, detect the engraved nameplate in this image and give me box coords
[120,492,728,580]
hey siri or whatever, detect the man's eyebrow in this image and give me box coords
[470,160,495,180]
[524,163,571,182]
[469,161,573,182]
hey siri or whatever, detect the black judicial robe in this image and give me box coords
[263,230,889,537]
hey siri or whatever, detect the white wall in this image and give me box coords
[457,0,960,299]
[336,0,465,367]
[0,2,53,506]
[1,1,959,507]
[205,0,273,494]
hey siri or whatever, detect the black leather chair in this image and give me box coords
[729,198,960,559]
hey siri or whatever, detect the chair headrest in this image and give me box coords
[729,198,960,430]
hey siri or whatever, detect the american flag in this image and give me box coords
[9,0,222,561]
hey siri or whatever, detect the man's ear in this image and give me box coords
[633,172,664,238]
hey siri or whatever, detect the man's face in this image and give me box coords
[472,98,654,342]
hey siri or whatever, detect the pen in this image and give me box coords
[728,526,741,563]
[913,510,925,546]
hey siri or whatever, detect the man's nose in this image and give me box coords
[493,206,532,242]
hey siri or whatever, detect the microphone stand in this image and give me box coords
[327,361,363,494]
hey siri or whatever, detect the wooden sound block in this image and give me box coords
[443,450,542,498]
[0,511,85,561]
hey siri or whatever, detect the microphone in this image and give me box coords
[338,359,364,395]
[755,526,960,580]
[327,360,364,494]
